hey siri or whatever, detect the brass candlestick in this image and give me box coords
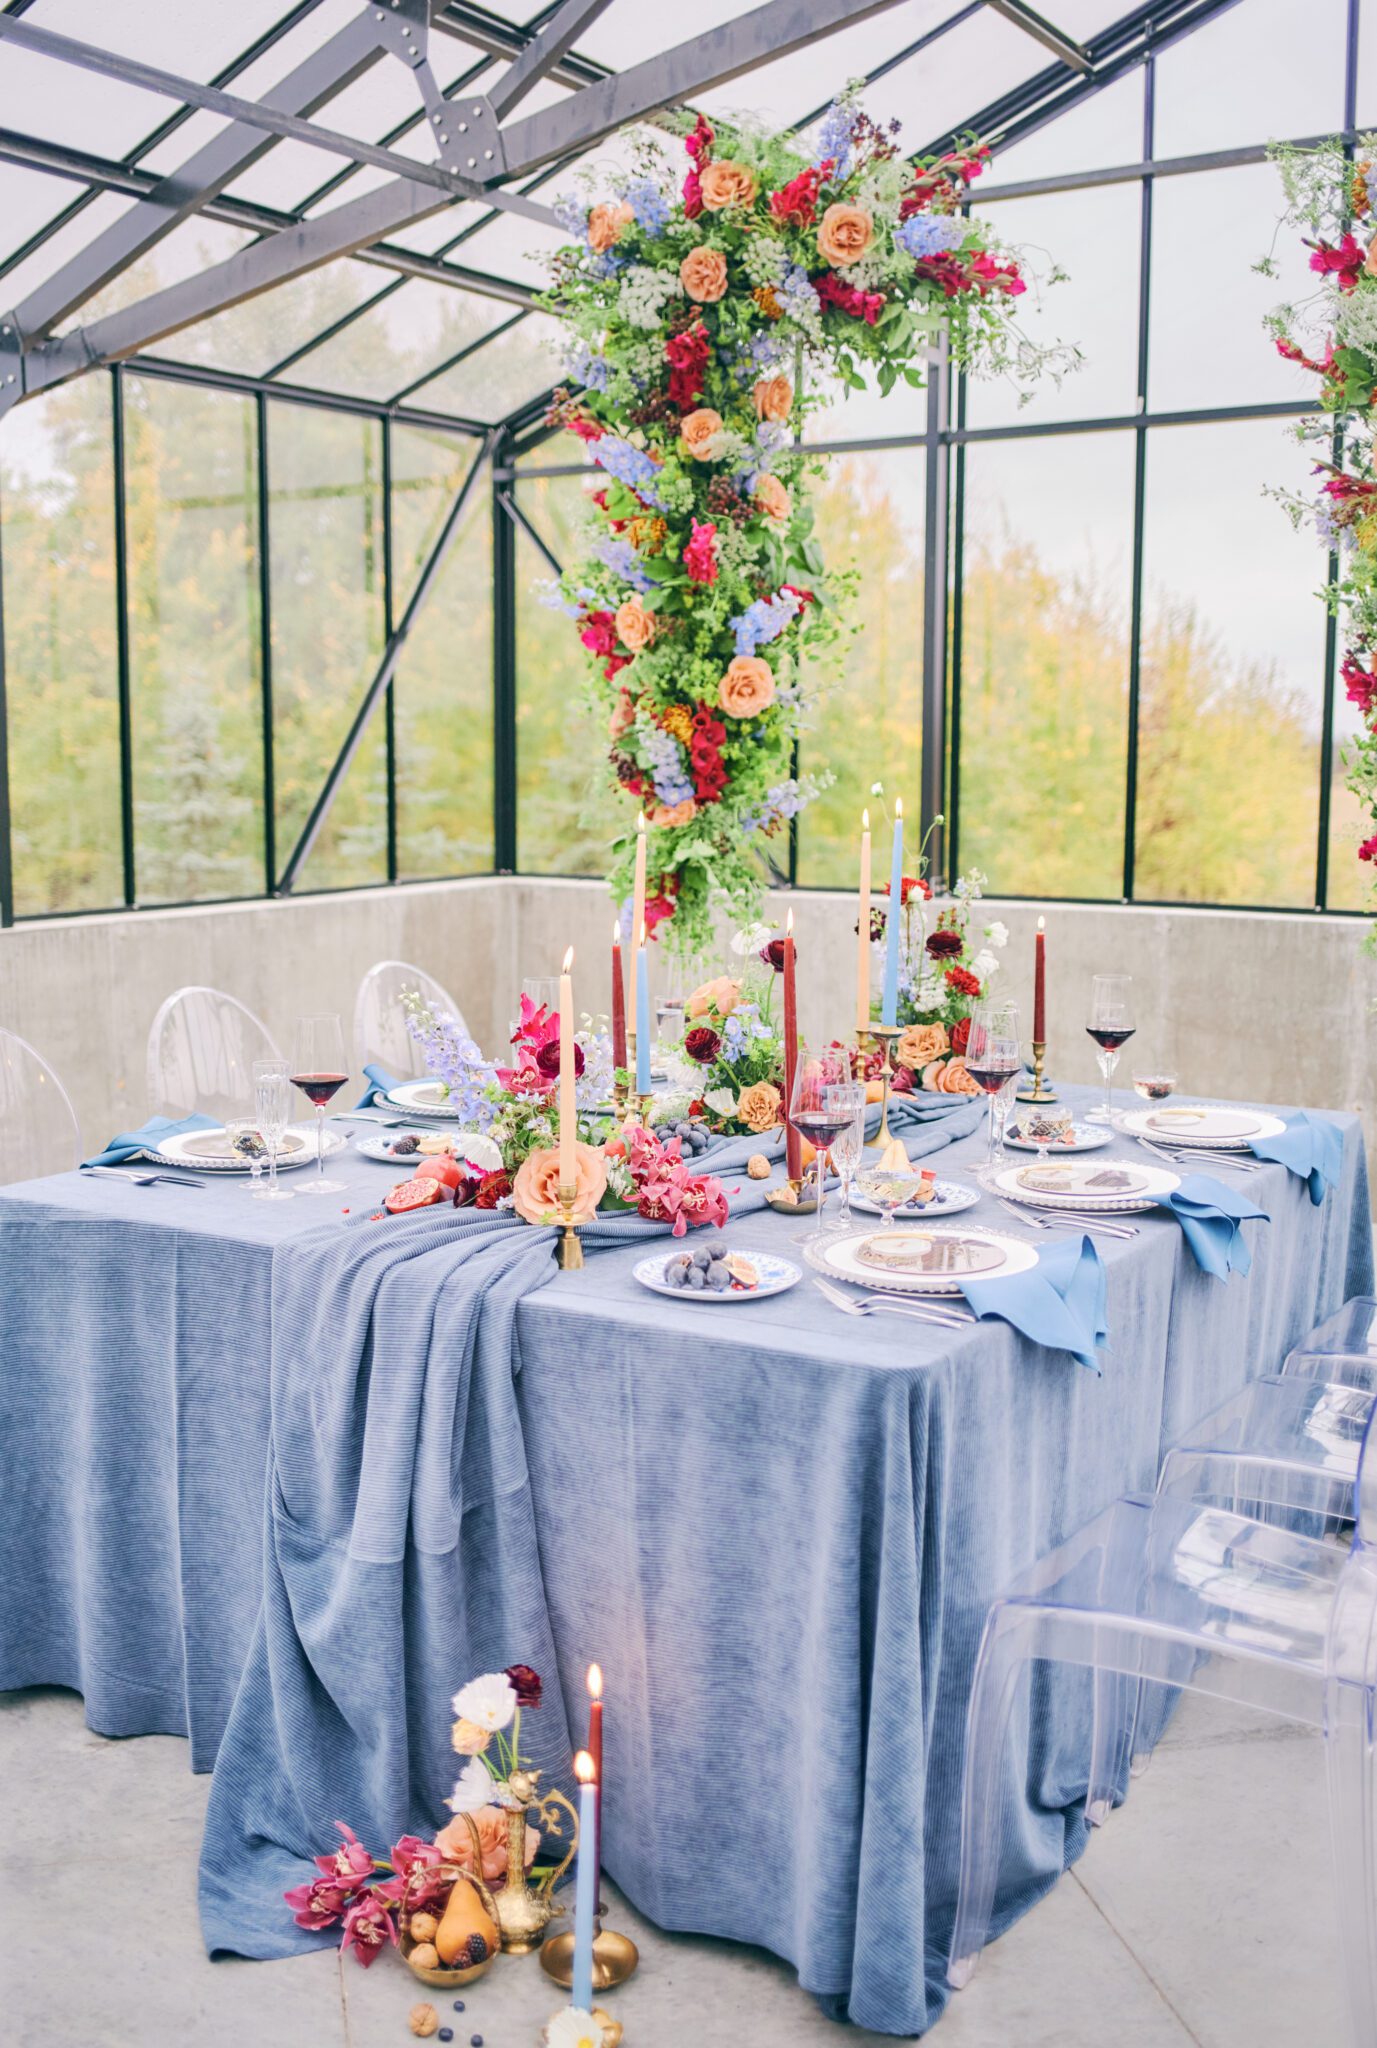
[539,1922,640,1993]
[1015,1039,1057,1103]
[866,1024,904,1147]
[555,1185,584,1270]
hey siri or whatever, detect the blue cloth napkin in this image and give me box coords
[83,1112,219,1170]
[1157,1172,1267,1278]
[1250,1110,1343,1205]
[962,1232,1108,1374]
[355,1062,400,1109]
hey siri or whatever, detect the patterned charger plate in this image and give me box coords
[1120,1103,1286,1150]
[805,1225,1039,1295]
[993,1160,1179,1214]
[383,1079,465,1120]
[147,1123,344,1173]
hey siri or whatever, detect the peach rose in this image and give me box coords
[686,975,742,1019]
[680,407,727,461]
[436,1806,540,1885]
[608,689,635,740]
[937,1056,981,1096]
[817,201,875,268]
[614,595,657,652]
[699,159,758,211]
[754,474,791,526]
[898,1022,948,1069]
[511,1140,608,1226]
[1367,232,1377,279]
[752,375,793,424]
[450,1719,491,1756]
[738,1080,783,1133]
[718,655,776,718]
[587,200,634,252]
[648,797,697,829]
[679,246,729,303]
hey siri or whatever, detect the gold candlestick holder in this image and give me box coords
[540,1921,640,1994]
[1015,1039,1057,1104]
[555,1185,584,1270]
[865,1024,904,1147]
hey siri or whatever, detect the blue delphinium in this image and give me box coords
[641,721,695,807]
[814,100,855,180]
[590,434,666,507]
[567,340,612,392]
[620,173,671,236]
[403,1006,496,1131]
[553,192,587,237]
[731,589,802,657]
[595,533,653,590]
[740,778,812,834]
[896,214,967,261]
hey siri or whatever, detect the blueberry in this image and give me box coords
[439,2033,453,2043]
[686,1266,706,1289]
[471,2037,484,2047]
[452,2002,465,2012]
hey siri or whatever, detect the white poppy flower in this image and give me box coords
[446,1758,493,1815]
[986,920,1009,948]
[731,920,771,955]
[451,1672,517,1732]
[544,2010,604,2048]
[971,949,999,981]
[704,1087,738,1117]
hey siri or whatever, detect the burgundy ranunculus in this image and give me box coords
[926,928,963,959]
[759,938,788,972]
[505,1663,543,1709]
[475,1170,513,1209]
[857,908,886,943]
[684,1026,721,1065]
[534,1037,585,1080]
[890,1064,915,1096]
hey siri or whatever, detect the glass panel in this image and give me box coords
[515,475,615,873]
[405,312,564,423]
[268,403,387,891]
[0,192,137,312]
[1149,164,1316,413]
[984,74,1144,190]
[862,10,1049,150]
[796,449,925,889]
[965,182,1141,428]
[1135,420,1324,907]
[958,431,1134,899]
[690,1,962,129]
[0,48,171,159]
[804,356,927,444]
[283,278,515,399]
[0,375,123,914]
[165,259,387,379]
[51,218,254,331]
[447,209,567,290]
[391,425,492,879]
[42,0,291,78]
[123,376,264,902]
[0,166,99,276]
[1154,0,1346,160]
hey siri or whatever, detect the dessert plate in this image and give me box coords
[355,1127,503,1169]
[383,1079,464,1119]
[805,1225,1039,1295]
[994,1160,1178,1213]
[1120,1104,1286,1148]
[849,1177,979,1218]
[1003,1121,1112,1154]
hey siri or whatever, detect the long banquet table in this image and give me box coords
[1,1086,1371,2036]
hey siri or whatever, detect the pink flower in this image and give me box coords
[683,518,719,585]
[1309,234,1366,293]
[1344,652,1377,718]
[579,609,618,659]
[625,1124,728,1235]
[284,1876,355,1930]
[340,1891,398,1968]
[683,168,703,218]
[1360,835,1377,863]
[314,1821,374,1890]
[390,1835,444,1880]
[813,269,886,325]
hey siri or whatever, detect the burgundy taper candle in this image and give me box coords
[783,909,801,1183]
[1033,917,1046,1043]
[611,922,627,1075]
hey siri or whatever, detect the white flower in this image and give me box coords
[731,920,771,956]
[446,1758,493,1815]
[870,781,884,795]
[985,920,1009,949]
[544,2010,604,2048]
[971,949,999,982]
[704,1087,738,1118]
[452,1672,517,1732]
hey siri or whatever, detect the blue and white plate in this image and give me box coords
[633,1248,800,1302]
[849,1177,979,1219]
[1004,1122,1112,1154]
[354,1127,503,1169]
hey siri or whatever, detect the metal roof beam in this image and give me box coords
[983,0,1093,74]
[487,0,615,119]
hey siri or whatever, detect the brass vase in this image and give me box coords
[490,1774,578,1955]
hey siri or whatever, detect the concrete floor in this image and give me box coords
[0,1685,1340,2048]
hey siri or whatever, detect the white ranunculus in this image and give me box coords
[451,1672,517,1732]
[731,920,771,956]
[446,1758,493,1815]
[986,920,1009,948]
[971,949,999,981]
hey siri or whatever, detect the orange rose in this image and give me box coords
[680,407,727,461]
[686,975,741,1019]
[648,797,697,829]
[608,689,635,740]
[718,655,776,718]
[752,375,793,423]
[511,1141,608,1226]
[614,596,657,652]
[738,1081,782,1133]
[587,200,634,252]
[699,159,758,211]
[937,1056,981,1096]
[1367,232,1377,279]
[898,1022,948,1069]
[817,201,875,268]
[436,1806,540,1886]
[754,474,791,525]
[679,246,729,303]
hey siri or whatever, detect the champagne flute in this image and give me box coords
[789,1044,855,1245]
[252,1060,294,1203]
[290,1015,349,1195]
[818,1082,867,1236]
[1086,975,1134,1125]
[965,1001,1021,1171]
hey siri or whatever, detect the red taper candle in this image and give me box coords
[783,909,801,1183]
[611,923,627,1075]
[586,1662,604,1898]
[1033,916,1046,1043]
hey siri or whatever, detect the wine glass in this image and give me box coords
[224,1114,267,1195]
[290,1015,349,1196]
[818,1082,867,1236]
[965,1001,1021,1171]
[252,1060,294,1203]
[788,1044,854,1245]
[654,956,687,1050]
[1086,975,1134,1126]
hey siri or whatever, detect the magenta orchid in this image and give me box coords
[314,1820,374,1889]
[625,1124,729,1235]
[340,1890,399,1968]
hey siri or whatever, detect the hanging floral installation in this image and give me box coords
[540,94,1069,955]
[1267,138,1377,927]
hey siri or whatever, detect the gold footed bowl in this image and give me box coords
[539,1926,640,1991]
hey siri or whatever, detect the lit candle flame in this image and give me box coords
[895,796,904,821]
[562,946,574,973]
[1037,916,1045,932]
[586,1662,603,1699]
[636,809,646,833]
[862,808,869,831]
[574,1748,597,1784]
[786,907,793,936]
[639,921,647,948]
[613,920,622,946]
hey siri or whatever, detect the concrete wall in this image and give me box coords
[3,874,1374,1156]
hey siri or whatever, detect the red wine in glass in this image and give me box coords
[791,1110,854,1151]
[291,1014,349,1194]
[967,1058,1020,1096]
[291,1072,348,1106]
[1086,1026,1135,1053]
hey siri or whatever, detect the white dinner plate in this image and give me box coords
[383,1079,464,1119]
[633,1248,800,1301]
[1119,1104,1286,1149]
[148,1122,346,1173]
[354,1127,503,1170]
[994,1159,1179,1213]
[1003,1121,1112,1154]
[805,1225,1039,1295]
[849,1177,979,1219]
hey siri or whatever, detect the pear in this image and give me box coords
[434,1875,499,1966]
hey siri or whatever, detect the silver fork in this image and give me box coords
[81,1165,205,1189]
[813,1274,974,1329]
[1135,1136,1261,1173]
[994,1195,1137,1240]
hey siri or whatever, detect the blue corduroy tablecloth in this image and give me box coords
[0,1087,1370,2036]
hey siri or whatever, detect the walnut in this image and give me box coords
[746,1154,771,1180]
[409,2003,440,2036]
[409,1912,438,1941]
[409,1942,440,1970]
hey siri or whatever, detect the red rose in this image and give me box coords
[926,928,963,959]
[475,1170,513,1209]
[1360,835,1377,862]
[504,1663,542,1708]
[949,1017,971,1056]
[945,965,982,998]
[684,1026,721,1065]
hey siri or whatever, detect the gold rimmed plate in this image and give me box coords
[805,1225,1039,1295]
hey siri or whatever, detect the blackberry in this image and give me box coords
[464,1933,488,1965]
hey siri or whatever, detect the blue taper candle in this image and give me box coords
[881,798,904,1027]
[571,1750,598,2012]
[635,924,652,1096]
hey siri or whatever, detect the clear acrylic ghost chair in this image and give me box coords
[353,960,466,1082]
[146,986,282,1124]
[948,1402,1377,2048]
[1282,1298,1377,1395]
[0,1027,82,1183]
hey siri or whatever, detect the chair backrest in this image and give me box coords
[354,960,467,1081]
[1353,1397,1377,1549]
[146,986,283,1124]
[0,1027,82,1183]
